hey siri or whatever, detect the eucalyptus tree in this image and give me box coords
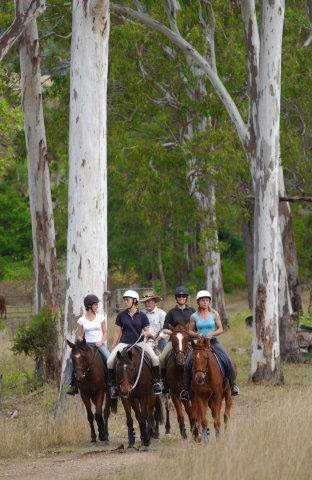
[60,0,110,391]
[17,0,62,380]
[110,0,305,381]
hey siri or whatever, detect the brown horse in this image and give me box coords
[115,347,163,451]
[166,324,193,439]
[190,337,232,442]
[0,295,6,319]
[67,339,116,443]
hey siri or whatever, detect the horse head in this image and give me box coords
[116,350,136,398]
[67,338,94,382]
[191,336,210,385]
[169,324,189,366]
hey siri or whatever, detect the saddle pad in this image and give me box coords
[213,352,225,377]
[123,345,153,369]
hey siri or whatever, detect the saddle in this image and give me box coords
[123,345,153,369]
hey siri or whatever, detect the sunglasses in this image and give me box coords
[176,294,187,298]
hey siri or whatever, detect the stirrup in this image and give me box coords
[180,389,190,401]
[231,384,239,396]
[110,386,119,399]
[153,382,162,395]
[66,385,79,396]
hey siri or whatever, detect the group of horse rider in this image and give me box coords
[67,286,239,398]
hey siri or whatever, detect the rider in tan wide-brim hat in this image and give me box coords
[139,292,162,303]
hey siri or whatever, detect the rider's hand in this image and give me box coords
[95,341,102,347]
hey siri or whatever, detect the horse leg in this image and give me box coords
[223,387,232,429]
[82,395,97,443]
[184,398,195,433]
[121,398,135,448]
[94,392,106,442]
[165,395,171,435]
[191,396,200,443]
[171,394,187,440]
[103,393,111,441]
[199,396,209,444]
[210,394,222,439]
[133,397,149,449]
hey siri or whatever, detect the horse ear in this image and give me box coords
[67,339,75,349]
[167,324,174,332]
[191,339,197,348]
[127,350,133,361]
[117,351,122,360]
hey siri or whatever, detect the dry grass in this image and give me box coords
[0,291,312,480]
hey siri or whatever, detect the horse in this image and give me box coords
[166,324,193,439]
[0,295,6,319]
[67,338,117,443]
[115,346,163,451]
[190,336,232,443]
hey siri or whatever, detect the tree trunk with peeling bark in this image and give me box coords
[60,0,109,392]
[18,0,61,381]
[250,1,284,384]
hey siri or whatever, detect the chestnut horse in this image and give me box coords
[115,347,163,451]
[166,324,193,439]
[67,339,116,443]
[190,337,232,442]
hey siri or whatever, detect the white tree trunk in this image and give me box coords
[251,0,284,384]
[18,0,61,380]
[60,0,109,389]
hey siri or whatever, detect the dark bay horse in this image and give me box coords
[0,295,6,319]
[115,347,163,451]
[166,324,193,439]
[190,337,232,442]
[67,339,116,443]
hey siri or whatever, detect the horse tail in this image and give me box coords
[154,395,164,425]
[110,397,118,414]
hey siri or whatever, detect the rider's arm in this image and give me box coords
[210,311,223,338]
[112,325,122,349]
[142,326,151,337]
[95,321,107,347]
[76,324,84,341]
[188,315,200,338]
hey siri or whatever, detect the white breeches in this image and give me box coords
[107,341,159,369]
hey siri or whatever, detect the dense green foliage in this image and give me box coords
[0,1,311,293]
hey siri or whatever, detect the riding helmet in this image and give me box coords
[196,290,212,301]
[122,289,139,302]
[84,294,100,308]
[174,286,189,296]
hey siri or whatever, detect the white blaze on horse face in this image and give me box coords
[176,332,183,351]
[73,353,81,358]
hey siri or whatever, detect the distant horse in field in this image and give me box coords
[0,295,6,320]
[115,347,163,451]
[67,338,116,443]
[166,324,193,439]
[190,336,232,443]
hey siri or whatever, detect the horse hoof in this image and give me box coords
[100,440,109,445]
[140,445,149,452]
[126,446,137,453]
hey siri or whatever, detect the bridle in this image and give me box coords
[192,343,211,381]
[73,346,99,382]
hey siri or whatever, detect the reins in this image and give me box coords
[75,345,99,381]
[130,336,146,391]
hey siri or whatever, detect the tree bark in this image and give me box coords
[18,0,61,382]
[242,204,254,311]
[60,0,110,391]
[157,245,167,298]
[250,1,284,384]
[0,0,45,62]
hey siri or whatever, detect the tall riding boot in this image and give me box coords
[107,368,119,398]
[66,366,78,395]
[180,357,192,401]
[161,367,169,394]
[152,366,162,395]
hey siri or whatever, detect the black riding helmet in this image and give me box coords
[84,294,100,309]
[174,286,189,297]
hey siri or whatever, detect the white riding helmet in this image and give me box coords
[123,289,139,302]
[196,290,212,301]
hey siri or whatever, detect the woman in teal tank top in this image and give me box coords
[180,290,239,400]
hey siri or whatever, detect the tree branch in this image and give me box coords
[0,0,46,62]
[110,3,248,146]
[242,195,312,203]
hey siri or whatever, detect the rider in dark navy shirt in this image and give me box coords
[107,290,162,398]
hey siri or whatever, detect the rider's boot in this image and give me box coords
[180,358,191,401]
[66,369,78,395]
[107,368,119,399]
[161,367,169,394]
[231,382,239,396]
[152,366,162,395]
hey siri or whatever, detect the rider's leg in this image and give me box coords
[159,341,172,394]
[138,341,162,395]
[107,343,127,398]
[180,351,192,401]
[212,340,239,396]
[66,362,78,395]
